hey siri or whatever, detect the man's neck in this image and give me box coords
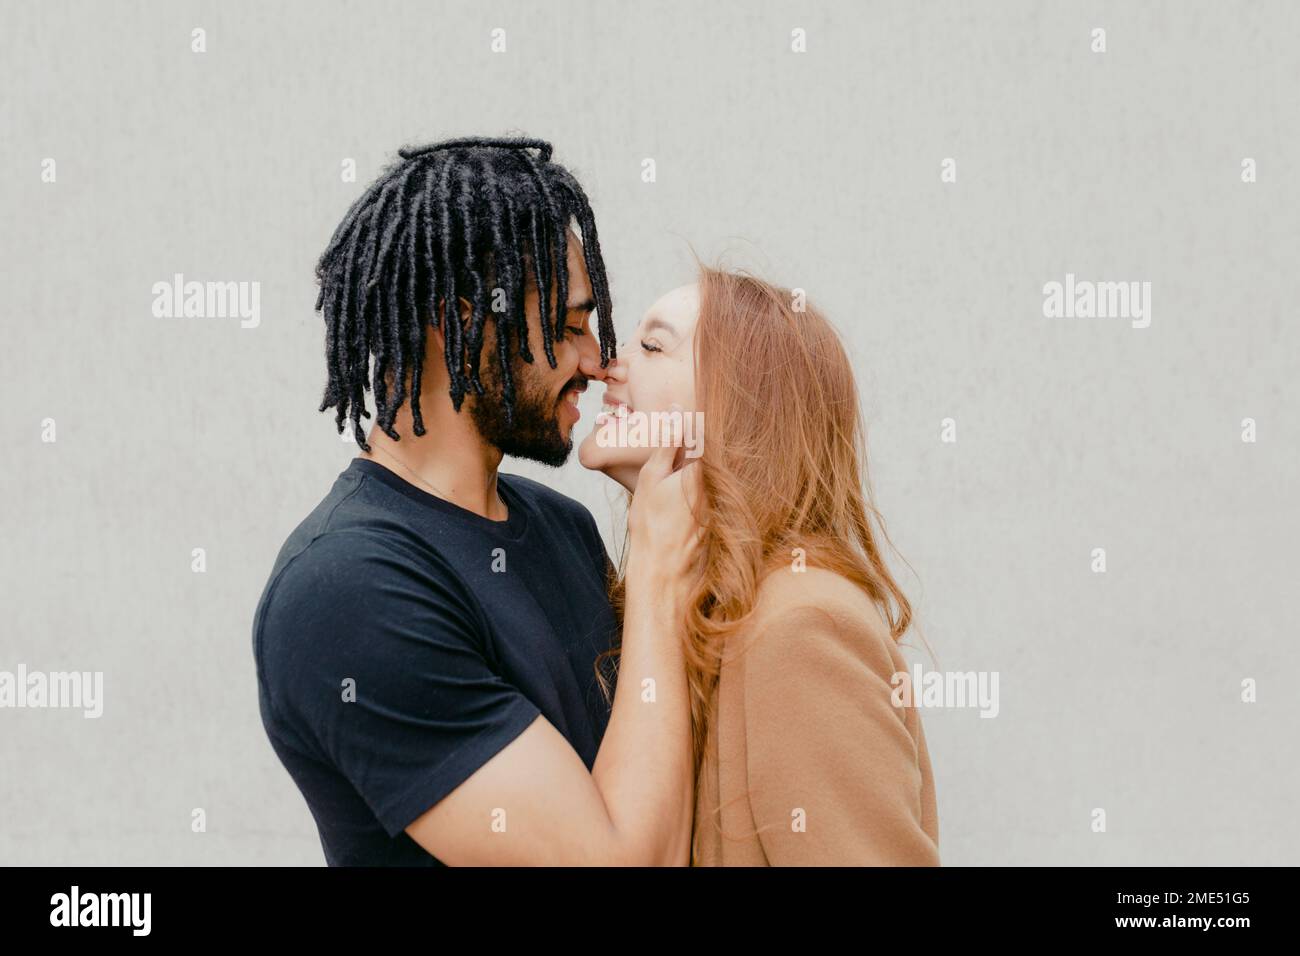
[359,400,508,521]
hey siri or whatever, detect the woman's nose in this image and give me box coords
[605,351,629,381]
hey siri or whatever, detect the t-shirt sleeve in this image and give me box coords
[575,500,617,590]
[256,530,542,838]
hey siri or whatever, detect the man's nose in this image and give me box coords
[579,349,623,382]
[578,355,607,381]
[571,327,600,363]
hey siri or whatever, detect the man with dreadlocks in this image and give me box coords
[252,137,701,866]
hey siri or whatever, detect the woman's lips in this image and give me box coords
[595,398,632,426]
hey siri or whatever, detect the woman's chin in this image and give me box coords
[577,432,604,472]
[578,435,649,491]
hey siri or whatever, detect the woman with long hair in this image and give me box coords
[579,264,940,866]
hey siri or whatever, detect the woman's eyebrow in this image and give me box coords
[642,315,677,337]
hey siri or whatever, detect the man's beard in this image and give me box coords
[469,352,580,468]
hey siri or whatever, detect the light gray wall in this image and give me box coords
[2,0,1296,865]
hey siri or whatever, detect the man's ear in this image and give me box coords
[453,295,474,328]
[427,297,481,386]
[431,296,475,342]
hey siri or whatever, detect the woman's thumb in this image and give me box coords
[639,405,683,483]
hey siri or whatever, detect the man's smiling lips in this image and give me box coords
[560,379,587,422]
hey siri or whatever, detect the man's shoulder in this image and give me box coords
[253,526,467,650]
[252,526,487,720]
[276,523,462,596]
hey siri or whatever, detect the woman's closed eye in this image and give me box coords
[640,339,663,353]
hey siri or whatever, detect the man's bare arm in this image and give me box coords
[404,439,699,865]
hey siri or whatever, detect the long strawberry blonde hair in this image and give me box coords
[598,262,923,787]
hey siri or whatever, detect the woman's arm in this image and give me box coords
[589,433,702,866]
[739,590,940,866]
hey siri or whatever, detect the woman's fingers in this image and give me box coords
[675,457,703,508]
[637,404,685,488]
[637,436,676,488]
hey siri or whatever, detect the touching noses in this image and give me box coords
[578,348,628,384]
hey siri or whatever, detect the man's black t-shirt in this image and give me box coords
[252,457,620,866]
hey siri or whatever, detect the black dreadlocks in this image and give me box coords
[314,136,615,450]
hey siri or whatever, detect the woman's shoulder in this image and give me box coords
[733,566,901,681]
[752,565,890,634]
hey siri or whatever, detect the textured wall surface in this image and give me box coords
[2,0,1296,865]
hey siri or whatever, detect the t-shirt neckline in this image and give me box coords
[348,457,529,540]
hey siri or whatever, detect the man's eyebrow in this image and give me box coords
[565,297,597,313]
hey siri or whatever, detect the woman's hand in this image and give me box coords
[626,405,704,591]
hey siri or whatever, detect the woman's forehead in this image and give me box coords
[642,283,700,327]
